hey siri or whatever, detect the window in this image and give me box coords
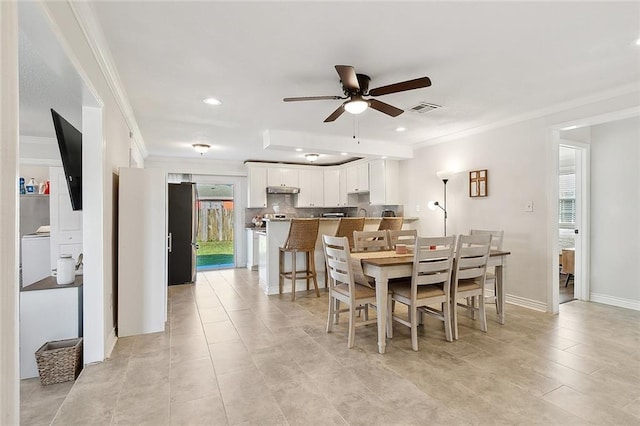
[559,173,576,225]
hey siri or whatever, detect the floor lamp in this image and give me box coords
[428,174,450,236]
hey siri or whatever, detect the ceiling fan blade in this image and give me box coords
[368,99,404,117]
[324,103,346,122]
[369,76,431,97]
[335,65,360,92]
[283,95,344,102]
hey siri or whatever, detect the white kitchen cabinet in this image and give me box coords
[49,167,82,272]
[324,168,349,207]
[246,229,259,270]
[247,165,267,208]
[297,169,324,207]
[267,167,299,187]
[346,162,369,193]
[368,159,400,205]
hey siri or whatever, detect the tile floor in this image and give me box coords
[21,268,640,425]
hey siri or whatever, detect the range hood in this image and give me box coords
[266,186,299,194]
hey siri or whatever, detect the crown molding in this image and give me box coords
[414,83,640,148]
[67,1,148,158]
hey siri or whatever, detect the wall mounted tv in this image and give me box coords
[51,109,82,211]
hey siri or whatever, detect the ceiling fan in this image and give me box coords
[283,65,431,122]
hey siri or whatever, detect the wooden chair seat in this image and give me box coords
[390,282,445,299]
[333,283,377,299]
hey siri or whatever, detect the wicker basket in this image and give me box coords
[35,337,82,385]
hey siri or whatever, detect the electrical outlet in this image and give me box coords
[525,201,534,212]
[415,204,421,212]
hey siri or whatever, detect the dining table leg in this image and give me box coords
[375,271,389,354]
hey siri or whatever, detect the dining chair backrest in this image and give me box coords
[322,235,355,299]
[412,235,456,294]
[388,229,418,249]
[334,217,366,249]
[377,217,404,232]
[470,229,503,251]
[353,230,389,252]
[453,234,492,283]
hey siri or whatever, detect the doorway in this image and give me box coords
[195,183,235,270]
[556,140,590,306]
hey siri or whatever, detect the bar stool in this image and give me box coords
[279,218,320,301]
[334,217,365,250]
[377,217,403,232]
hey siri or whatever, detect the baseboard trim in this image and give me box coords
[590,293,640,311]
[505,294,548,312]
[105,327,117,358]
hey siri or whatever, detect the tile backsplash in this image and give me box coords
[245,193,403,227]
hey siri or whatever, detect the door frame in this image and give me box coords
[191,174,246,269]
[558,141,591,302]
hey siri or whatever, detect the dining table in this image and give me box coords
[350,249,511,354]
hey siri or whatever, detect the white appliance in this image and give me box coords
[21,234,51,287]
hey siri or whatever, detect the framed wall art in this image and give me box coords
[469,169,488,197]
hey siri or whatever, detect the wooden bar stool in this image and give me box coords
[279,218,320,301]
[377,217,403,232]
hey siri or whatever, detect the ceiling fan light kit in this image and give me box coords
[284,65,431,123]
[344,99,369,114]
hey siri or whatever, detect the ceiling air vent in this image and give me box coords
[409,102,441,114]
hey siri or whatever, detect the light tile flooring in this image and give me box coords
[21,268,640,425]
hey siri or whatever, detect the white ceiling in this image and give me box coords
[19,1,640,166]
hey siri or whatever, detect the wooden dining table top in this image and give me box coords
[351,249,511,267]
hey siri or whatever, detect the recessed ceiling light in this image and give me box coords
[395,127,407,132]
[203,97,222,106]
[381,156,388,159]
[562,125,579,131]
[635,37,640,46]
[341,152,348,156]
[295,148,303,152]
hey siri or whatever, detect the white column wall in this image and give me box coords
[0,1,20,423]
[589,117,640,306]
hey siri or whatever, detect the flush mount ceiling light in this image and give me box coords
[305,153,320,162]
[192,144,211,155]
[203,97,222,106]
[343,97,369,115]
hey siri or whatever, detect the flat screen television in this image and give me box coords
[51,109,82,211]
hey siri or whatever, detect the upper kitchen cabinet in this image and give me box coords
[267,167,299,187]
[296,169,324,207]
[346,162,369,193]
[369,159,400,205]
[247,165,267,208]
[324,168,349,207]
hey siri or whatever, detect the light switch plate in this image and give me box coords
[415,204,421,212]
[525,201,534,212]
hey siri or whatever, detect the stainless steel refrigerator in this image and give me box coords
[168,183,198,285]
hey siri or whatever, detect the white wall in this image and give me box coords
[589,117,640,306]
[40,2,135,361]
[400,91,640,311]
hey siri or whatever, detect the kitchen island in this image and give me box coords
[258,217,417,295]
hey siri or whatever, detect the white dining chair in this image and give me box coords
[470,229,504,315]
[389,235,456,350]
[451,233,492,340]
[322,235,378,348]
[353,230,389,252]
[387,229,418,249]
